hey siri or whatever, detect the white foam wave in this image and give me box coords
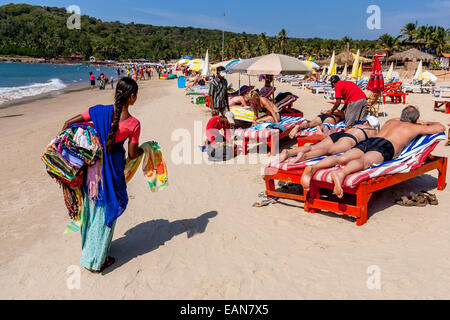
[0,79,67,105]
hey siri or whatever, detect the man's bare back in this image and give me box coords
[377,119,445,157]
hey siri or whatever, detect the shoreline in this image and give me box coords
[0,81,94,109]
[0,56,117,67]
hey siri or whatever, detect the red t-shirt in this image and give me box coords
[90,74,95,81]
[81,109,141,144]
[206,116,231,144]
[334,81,367,104]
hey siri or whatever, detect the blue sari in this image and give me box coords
[80,104,129,271]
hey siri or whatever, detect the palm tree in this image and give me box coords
[430,26,449,56]
[257,33,270,55]
[277,29,288,54]
[377,33,401,56]
[400,22,418,42]
[416,25,435,50]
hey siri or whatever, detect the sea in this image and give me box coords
[0,62,117,106]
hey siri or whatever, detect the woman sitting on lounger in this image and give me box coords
[288,110,346,139]
[247,90,281,126]
[277,116,380,164]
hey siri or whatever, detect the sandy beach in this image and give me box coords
[1,73,450,300]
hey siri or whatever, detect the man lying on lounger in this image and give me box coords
[276,116,380,164]
[288,109,346,139]
[301,105,446,198]
[247,90,281,126]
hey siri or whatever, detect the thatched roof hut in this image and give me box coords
[316,50,372,67]
[388,48,435,62]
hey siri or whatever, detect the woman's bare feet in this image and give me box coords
[331,171,346,198]
[289,152,304,164]
[289,125,300,139]
[301,166,316,191]
[276,150,290,164]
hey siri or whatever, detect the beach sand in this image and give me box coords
[1,74,450,299]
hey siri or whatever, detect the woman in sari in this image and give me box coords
[62,77,143,273]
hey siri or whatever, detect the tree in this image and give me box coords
[400,22,418,42]
[377,34,401,56]
[277,29,288,54]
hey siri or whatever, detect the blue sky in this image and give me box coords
[1,0,449,39]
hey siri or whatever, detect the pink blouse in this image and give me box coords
[82,110,141,144]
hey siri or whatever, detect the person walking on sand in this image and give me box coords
[89,72,96,91]
[209,66,230,117]
[61,77,143,273]
[329,75,368,127]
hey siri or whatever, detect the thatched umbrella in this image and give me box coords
[335,50,354,66]
[388,48,435,62]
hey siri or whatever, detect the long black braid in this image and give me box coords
[105,77,138,153]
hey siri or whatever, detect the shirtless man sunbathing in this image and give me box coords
[247,90,281,125]
[301,105,446,198]
[277,116,380,164]
[288,110,346,139]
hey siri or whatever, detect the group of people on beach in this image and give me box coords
[54,57,447,275]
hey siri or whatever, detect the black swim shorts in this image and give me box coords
[354,137,395,162]
[329,132,359,145]
[318,114,335,123]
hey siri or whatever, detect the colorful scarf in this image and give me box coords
[124,141,168,192]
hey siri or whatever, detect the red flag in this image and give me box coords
[367,56,384,93]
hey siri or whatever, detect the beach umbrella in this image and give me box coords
[228,57,261,74]
[351,50,360,79]
[201,50,211,77]
[422,71,437,83]
[413,60,423,81]
[245,53,311,75]
[367,56,384,93]
[176,58,190,66]
[225,59,242,73]
[303,60,320,70]
[358,63,363,79]
[341,64,348,78]
[386,62,394,81]
[321,67,327,80]
[328,51,336,75]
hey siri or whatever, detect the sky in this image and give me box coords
[1,0,449,40]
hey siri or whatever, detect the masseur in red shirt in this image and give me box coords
[329,75,368,127]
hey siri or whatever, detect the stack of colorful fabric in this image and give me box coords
[42,123,102,221]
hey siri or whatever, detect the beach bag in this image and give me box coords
[208,145,235,162]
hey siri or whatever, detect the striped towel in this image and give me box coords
[235,116,306,140]
[297,121,346,137]
[270,133,445,188]
[231,107,266,122]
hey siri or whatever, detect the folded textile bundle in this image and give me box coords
[42,123,103,221]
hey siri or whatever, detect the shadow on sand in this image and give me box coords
[103,211,218,274]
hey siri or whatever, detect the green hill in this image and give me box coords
[0,3,379,61]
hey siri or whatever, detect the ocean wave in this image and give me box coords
[0,79,67,105]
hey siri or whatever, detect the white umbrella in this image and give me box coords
[201,50,210,77]
[422,71,437,83]
[413,60,423,81]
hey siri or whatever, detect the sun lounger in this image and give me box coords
[264,133,447,225]
[186,86,209,95]
[228,85,254,97]
[235,116,307,156]
[259,86,276,99]
[434,99,450,114]
[383,82,408,104]
[433,86,450,98]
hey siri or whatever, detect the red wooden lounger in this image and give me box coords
[383,82,408,105]
[263,135,447,226]
[237,116,306,156]
[434,100,450,114]
[304,155,447,226]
